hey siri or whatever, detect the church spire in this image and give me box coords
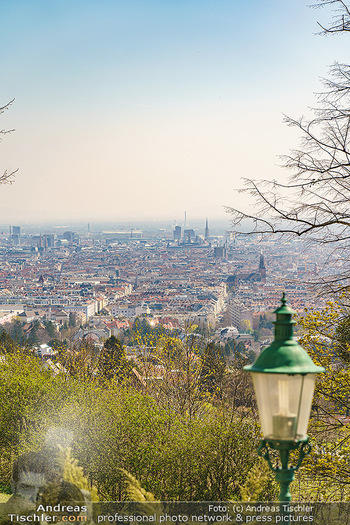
[205,218,209,241]
[259,253,266,282]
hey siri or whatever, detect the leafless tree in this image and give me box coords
[226,2,350,294]
[227,64,350,242]
[137,333,205,420]
[312,0,350,34]
[1,99,18,184]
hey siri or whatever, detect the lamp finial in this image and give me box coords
[281,291,286,306]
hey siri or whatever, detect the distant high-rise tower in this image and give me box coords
[184,229,195,243]
[12,226,21,246]
[43,233,55,247]
[174,225,181,242]
[259,253,266,282]
[204,218,209,241]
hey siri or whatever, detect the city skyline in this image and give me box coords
[0,1,347,223]
[0,216,232,235]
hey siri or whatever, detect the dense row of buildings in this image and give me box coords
[0,221,333,347]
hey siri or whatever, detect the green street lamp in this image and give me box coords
[244,293,324,505]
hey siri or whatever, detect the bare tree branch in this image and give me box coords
[0,99,17,183]
[227,64,350,241]
[0,169,18,185]
[311,0,350,34]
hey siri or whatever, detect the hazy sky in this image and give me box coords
[0,0,348,224]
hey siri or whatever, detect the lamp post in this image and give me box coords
[244,293,324,506]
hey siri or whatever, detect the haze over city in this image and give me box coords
[0,0,347,223]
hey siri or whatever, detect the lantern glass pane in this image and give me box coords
[296,374,316,438]
[252,373,316,440]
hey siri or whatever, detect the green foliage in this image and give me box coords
[0,331,26,354]
[44,321,57,339]
[0,334,271,502]
[49,339,67,351]
[137,333,205,419]
[240,460,277,502]
[296,301,350,499]
[98,336,132,382]
[116,468,156,501]
[122,318,177,347]
[3,366,264,501]
[62,447,99,501]
[27,320,41,346]
[258,315,273,331]
[223,338,255,363]
[68,313,76,328]
[134,318,167,338]
[9,321,25,345]
[0,352,70,489]
[334,315,350,364]
[57,340,99,381]
[199,342,226,395]
[252,330,260,342]
[69,386,264,501]
[298,302,348,417]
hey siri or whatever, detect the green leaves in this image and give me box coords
[0,336,271,502]
[296,301,350,499]
[199,342,226,395]
[98,336,132,382]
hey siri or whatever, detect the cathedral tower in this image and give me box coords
[259,253,266,282]
[205,218,209,241]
